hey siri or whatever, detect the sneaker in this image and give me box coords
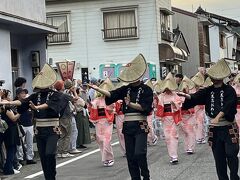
[13,169,20,174]
[170,158,178,165]
[19,160,25,166]
[186,149,194,155]
[26,160,37,164]
[61,153,75,158]
[57,153,62,158]
[201,139,206,144]
[152,136,158,145]
[69,149,82,154]
[15,164,22,171]
[103,160,114,167]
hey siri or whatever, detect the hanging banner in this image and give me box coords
[56,60,75,81]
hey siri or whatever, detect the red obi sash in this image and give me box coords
[156,105,181,124]
[89,107,114,123]
[115,101,124,115]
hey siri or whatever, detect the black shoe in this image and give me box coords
[78,145,87,149]
[26,160,37,164]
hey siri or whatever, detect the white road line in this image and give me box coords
[24,141,120,179]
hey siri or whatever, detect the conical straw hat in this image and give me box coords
[191,72,204,86]
[32,64,57,89]
[144,80,154,90]
[203,77,213,87]
[233,73,240,85]
[118,54,147,83]
[161,72,178,91]
[115,81,129,89]
[99,78,115,92]
[207,59,231,80]
[153,80,163,93]
[178,76,195,92]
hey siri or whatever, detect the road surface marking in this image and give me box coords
[25,141,120,179]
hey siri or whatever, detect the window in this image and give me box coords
[102,8,138,40]
[160,11,173,42]
[47,12,70,44]
[219,32,226,49]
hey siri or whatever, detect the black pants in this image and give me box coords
[124,132,150,180]
[209,124,239,180]
[36,127,59,180]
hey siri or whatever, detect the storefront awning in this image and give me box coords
[159,43,188,62]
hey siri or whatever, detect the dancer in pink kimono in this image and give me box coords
[232,74,240,138]
[156,73,182,164]
[191,72,206,144]
[115,100,126,155]
[178,76,196,154]
[89,78,115,167]
[145,80,158,145]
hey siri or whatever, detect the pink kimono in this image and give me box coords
[89,97,114,165]
[179,97,196,153]
[195,105,205,143]
[157,92,182,160]
[115,100,126,155]
[233,84,240,136]
[147,112,158,145]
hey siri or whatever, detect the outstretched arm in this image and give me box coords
[88,84,111,98]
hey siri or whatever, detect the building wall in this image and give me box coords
[209,26,220,62]
[11,34,47,92]
[0,28,12,91]
[172,10,200,77]
[0,0,46,23]
[46,0,160,79]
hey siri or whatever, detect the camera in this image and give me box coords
[0,80,5,87]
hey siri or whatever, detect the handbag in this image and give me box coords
[0,119,8,133]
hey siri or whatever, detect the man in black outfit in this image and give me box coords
[90,54,153,180]
[179,59,239,180]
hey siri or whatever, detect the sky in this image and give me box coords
[172,0,240,21]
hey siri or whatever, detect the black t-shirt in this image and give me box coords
[20,89,71,119]
[105,83,153,135]
[183,84,237,122]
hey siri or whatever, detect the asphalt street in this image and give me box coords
[0,132,235,180]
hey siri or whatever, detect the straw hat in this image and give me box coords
[115,81,129,89]
[144,80,154,90]
[191,72,204,86]
[233,73,240,85]
[161,72,178,91]
[118,54,147,83]
[64,79,73,89]
[178,76,195,92]
[206,59,231,80]
[153,80,163,93]
[99,78,115,91]
[32,64,57,89]
[203,77,213,87]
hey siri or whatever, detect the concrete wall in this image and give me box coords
[11,34,47,92]
[0,0,46,23]
[0,28,12,91]
[46,0,161,79]
[172,10,200,77]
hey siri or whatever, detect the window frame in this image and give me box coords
[101,6,139,41]
[46,11,71,45]
[219,32,226,49]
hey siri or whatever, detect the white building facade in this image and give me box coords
[46,0,186,80]
[0,0,56,92]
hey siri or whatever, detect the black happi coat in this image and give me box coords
[183,84,237,122]
[105,83,153,135]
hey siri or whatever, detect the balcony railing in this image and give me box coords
[161,29,174,42]
[102,27,137,40]
[48,32,70,44]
